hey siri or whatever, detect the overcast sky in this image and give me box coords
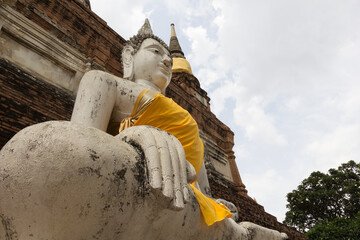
[91,0,360,222]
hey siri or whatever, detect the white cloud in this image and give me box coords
[233,95,288,146]
[196,68,222,89]
[305,124,360,172]
[208,80,287,146]
[210,81,244,114]
[91,0,151,39]
[285,96,303,111]
[164,0,216,19]
[183,26,217,67]
[242,168,290,221]
[207,0,360,219]
[211,0,360,96]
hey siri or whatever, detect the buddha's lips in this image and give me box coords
[159,64,170,75]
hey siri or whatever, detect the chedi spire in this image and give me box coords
[169,23,193,75]
[169,23,185,59]
[78,0,91,9]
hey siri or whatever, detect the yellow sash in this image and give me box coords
[120,89,232,226]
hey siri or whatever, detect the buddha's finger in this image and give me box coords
[134,127,162,190]
[172,135,189,203]
[167,134,184,210]
[153,129,173,200]
[186,161,196,184]
[144,127,163,190]
[118,126,161,190]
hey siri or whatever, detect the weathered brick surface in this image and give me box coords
[168,73,232,150]
[167,72,247,192]
[0,58,74,148]
[14,0,126,78]
[167,73,231,154]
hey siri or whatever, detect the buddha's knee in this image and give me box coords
[0,121,146,239]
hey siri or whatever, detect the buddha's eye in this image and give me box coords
[153,49,160,54]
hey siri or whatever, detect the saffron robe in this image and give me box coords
[121,89,232,226]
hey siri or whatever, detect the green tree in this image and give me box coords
[306,213,360,240]
[283,160,360,234]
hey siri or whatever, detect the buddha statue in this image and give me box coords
[71,18,233,223]
[0,19,287,240]
[71,19,205,212]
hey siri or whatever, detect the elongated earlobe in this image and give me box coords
[122,45,134,80]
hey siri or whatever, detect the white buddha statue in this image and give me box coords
[71,19,200,211]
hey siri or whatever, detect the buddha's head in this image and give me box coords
[122,19,172,92]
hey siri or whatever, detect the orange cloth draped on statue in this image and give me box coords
[119,89,232,226]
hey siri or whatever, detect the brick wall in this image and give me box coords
[0,58,74,148]
[1,0,126,147]
[167,72,247,192]
[13,0,126,77]
[168,72,234,152]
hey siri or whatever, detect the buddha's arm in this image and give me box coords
[71,70,117,132]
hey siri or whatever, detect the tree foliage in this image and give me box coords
[283,160,360,233]
[306,213,360,240]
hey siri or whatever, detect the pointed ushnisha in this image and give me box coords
[128,19,169,54]
[169,23,185,59]
[138,18,153,35]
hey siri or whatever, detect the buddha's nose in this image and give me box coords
[163,55,172,68]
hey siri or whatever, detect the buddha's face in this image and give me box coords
[133,38,172,92]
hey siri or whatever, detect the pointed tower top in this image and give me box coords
[169,23,185,59]
[78,0,91,9]
[169,23,193,75]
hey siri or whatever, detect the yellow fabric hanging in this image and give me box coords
[189,183,233,226]
[121,89,232,225]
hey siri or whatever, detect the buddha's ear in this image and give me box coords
[122,45,134,80]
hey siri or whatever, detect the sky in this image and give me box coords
[91,0,360,222]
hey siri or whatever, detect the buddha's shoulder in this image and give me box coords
[82,70,124,83]
[81,70,140,90]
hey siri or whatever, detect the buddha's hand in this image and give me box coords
[118,125,196,211]
[216,199,239,221]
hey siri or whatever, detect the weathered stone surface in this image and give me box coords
[0,4,88,93]
[0,121,287,240]
[240,222,288,240]
[0,121,196,239]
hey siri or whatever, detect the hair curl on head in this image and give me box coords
[127,33,170,54]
